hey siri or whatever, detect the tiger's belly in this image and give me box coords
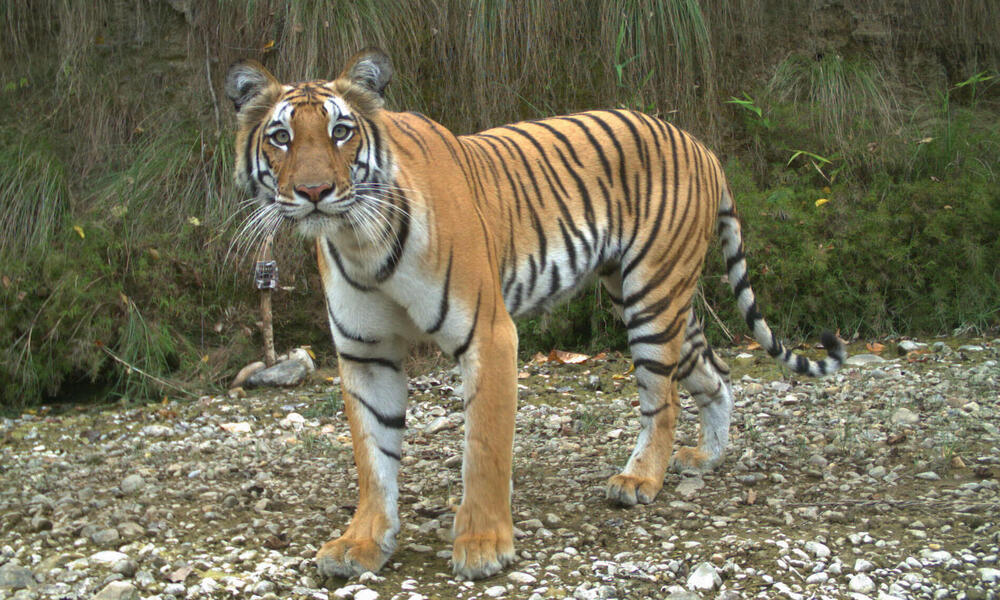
[501,243,619,318]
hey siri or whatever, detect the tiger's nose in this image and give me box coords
[294,183,334,204]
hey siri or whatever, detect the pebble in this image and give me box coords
[90,551,129,564]
[891,407,920,425]
[0,336,995,600]
[0,564,36,590]
[854,558,875,573]
[686,562,721,591]
[805,541,831,559]
[508,571,537,584]
[849,573,876,594]
[120,474,144,494]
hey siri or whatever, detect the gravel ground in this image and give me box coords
[1,338,999,600]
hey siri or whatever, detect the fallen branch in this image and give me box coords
[98,343,196,398]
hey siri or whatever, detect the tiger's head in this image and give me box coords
[224,48,395,238]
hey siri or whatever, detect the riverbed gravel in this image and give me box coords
[1,338,998,599]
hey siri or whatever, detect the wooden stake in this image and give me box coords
[258,233,277,367]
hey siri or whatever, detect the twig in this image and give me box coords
[98,344,197,398]
[696,284,733,342]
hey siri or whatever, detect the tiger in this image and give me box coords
[224,48,846,580]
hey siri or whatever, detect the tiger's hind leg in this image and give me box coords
[605,280,688,506]
[670,311,733,474]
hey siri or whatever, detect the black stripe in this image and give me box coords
[744,300,763,331]
[387,115,431,156]
[628,312,686,346]
[640,403,670,418]
[374,192,410,282]
[339,352,400,372]
[633,358,676,377]
[733,274,751,297]
[427,249,454,334]
[452,289,482,360]
[556,115,613,182]
[328,306,379,345]
[327,240,376,291]
[379,447,401,461]
[726,248,745,273]
[349,389,405,429]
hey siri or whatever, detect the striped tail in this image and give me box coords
[717,186,846,376]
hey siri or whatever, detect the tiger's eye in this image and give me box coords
[332,124,351,141]
[271,129,291,145]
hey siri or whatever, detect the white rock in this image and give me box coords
[288,347,316,372]
[849,573,876,594]
[333,584,366,599]
[141,425,172,437]
[806,572,829,584]
[890,407,919,425]
[90,551,129,564]
[424,416,455,434]
[92,581,138,600]
[805,541,831,559]
[484,584,507,597]
[355,589,380,600]
[980,567,1000,583]
[854,558,875,573]
[507,571,537,585]
[686,561,721,591]
[846,354,886,366]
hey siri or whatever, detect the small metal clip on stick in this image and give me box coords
[255,233,278,366]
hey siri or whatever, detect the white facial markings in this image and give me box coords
[324,96,356,146]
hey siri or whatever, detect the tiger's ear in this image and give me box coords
[338,48,393,97]
[225,60,281,114]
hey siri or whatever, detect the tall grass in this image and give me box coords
[768,54,899,147]
[0,138,68,259]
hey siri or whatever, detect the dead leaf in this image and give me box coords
[167,565,193,583]
[548,349,591,364]
[72,225,85,239]
[517,371,530,379]
[531,352,549,364]
[1,275,9,289]
[950,455,966,469]
[866,342,885,354]
[263,534,289,549]
[886,431,907,445]
[746,489,757,505]
[743,340,761,351]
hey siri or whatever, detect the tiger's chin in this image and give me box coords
[293,212,344,239]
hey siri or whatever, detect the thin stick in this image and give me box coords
[696,284,733,342]
[98,344,196,398]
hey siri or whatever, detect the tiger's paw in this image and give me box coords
[452,529,515,580]
[315,534,393,579]
[669,446,722,475]
[606,474,662,506]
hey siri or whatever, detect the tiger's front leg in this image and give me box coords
[451,316,518,579]
[316,348,407,578]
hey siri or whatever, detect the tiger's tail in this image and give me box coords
[716,186,846,376]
